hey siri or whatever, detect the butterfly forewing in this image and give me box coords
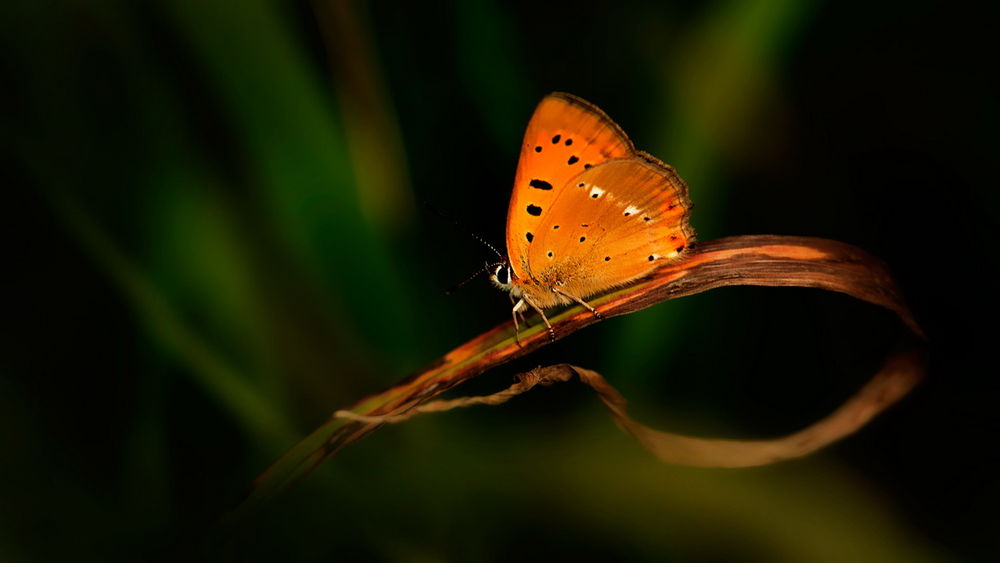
[506,93,634,280]
[521,155,694,307]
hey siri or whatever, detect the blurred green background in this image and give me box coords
[3,1,997,561]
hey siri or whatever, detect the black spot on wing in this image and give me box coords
[529,179,553,190]
[568,156,579,165]
[526,204,542,216]
[526,232,534,242]
[552,134,561,144]
[535,146,542,153]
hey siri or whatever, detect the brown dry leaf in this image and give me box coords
[337,350,922,468]
[237,235,925,515]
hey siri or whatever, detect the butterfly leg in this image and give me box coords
[551,287,605,320]
[509,293,529,327]
[510,299,525,347]
[520,295,556,341]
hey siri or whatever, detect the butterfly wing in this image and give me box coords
[520,155,695,307]
[505,93,634,280]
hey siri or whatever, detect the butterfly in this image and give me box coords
[488,93,695,342]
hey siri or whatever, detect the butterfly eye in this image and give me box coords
[493,264,511,285]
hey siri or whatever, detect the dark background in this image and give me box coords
[2,1,997,561]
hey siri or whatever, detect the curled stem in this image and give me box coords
[236,235,925,516]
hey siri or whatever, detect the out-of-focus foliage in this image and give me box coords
[2,0,996,561]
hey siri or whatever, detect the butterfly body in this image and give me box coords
[491,93,694,340]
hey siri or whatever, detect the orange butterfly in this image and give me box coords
[489,93,695,342]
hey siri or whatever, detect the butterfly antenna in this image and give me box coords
[444,264,495,296]
[424,201,504,260]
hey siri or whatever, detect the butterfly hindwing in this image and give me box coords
[505,93,635,281]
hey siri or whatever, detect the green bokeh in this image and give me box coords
[3,0,996,561]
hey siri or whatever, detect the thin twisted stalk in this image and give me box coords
[234,235,925,517]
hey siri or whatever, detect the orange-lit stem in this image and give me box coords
[236,234,924,516]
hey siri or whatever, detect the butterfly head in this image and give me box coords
[488,262,517,293]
